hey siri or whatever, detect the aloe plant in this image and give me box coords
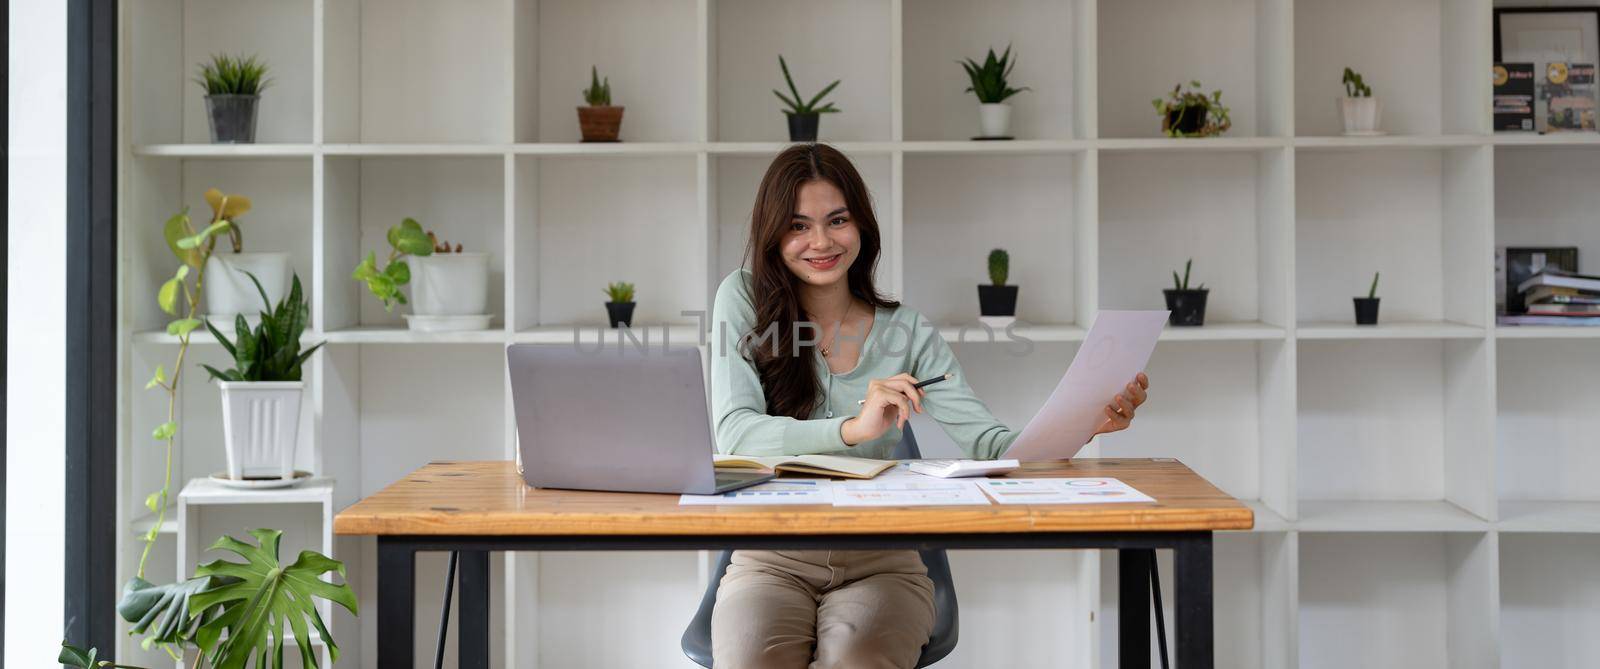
[1367,271,1380,299]
[583,65,612,106]
[960,45,1031,104]
[194,54,271,96]
[1343,67,1373,97]
[202,273,322,383]
[604,281,636,303]
[774,55,840,115]
[988,249,1009,286]
[1172,258,1206,291]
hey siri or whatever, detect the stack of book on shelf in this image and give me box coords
[1501,268,1600,326]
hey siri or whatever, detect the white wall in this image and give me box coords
[6,0,69,665]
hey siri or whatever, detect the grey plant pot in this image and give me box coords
[205,94,260,144]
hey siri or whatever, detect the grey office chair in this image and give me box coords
[680,425,959,667]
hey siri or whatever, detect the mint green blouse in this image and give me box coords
[709,269,1017,460]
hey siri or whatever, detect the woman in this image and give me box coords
[708,143,1150,669]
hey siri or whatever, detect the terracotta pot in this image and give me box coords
[578,106,624,142]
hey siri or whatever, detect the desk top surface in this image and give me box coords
[334,459,1253,536]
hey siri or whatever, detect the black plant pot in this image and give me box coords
[205,94,260,144]
[977,285,1019,317]
[1165,105,1207,136]
[606,301,636,328]
[1353,297,1381,325]
[787,113,820,142]
[1163,289,1209,326]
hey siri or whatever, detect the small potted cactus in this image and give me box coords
[578,66,624,142]
[604,281,637,328]
[960,45,1030,139]
[977,249,1018,326]
[1354,272,1381,325]
[1340,67,1381,135]
[774,55,840,142]
[1163,258,1209,326]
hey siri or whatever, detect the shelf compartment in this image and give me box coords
[513,155,703,331]
[1097,0,1292,139]
[1501,534,1600,667]
[1295,148,1493,328]
[1293,0,1489,137]
[516,0,699,143]
[1495,339,1600,507]
[903,153,1084,327]
[1298,339,1495,519]
[1494,145,1600,319]
[323,0,514,143]
[902,0,1085,141]
[1295,321,1485,340]
[1498,501,1600,534]
[319,327,508,345]
[1299,532,1497,669]
[319,156,507,332]
[713,0,892,142]
[129,0,314,146]
[1297,499,1487,532]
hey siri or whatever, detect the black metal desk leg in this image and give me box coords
[1118,549,1152,669]
[378,538,416,668]
[459,550,491,667]
[1173,533,1214,669]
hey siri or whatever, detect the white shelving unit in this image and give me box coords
[114,0,1597,666]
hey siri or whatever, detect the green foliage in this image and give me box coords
[352,217,435,311]
[583,65,612,106]
[202,273,322,383]
[194,54,272,96]
[1151,81,1232,138]
[988,248,1009,286]
[1342,67,1373,97]
[1367,271,1380,299]
[959,45,1031,104]
[59,641,145,668]
[1171,258,1205,291]
[773,55,841,115]
[112,530,357,668]
[603,281,636,303]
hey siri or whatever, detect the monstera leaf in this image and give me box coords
[117,574,234,652]
[188,529,357,669]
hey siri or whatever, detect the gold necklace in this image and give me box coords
[815,301,854,358]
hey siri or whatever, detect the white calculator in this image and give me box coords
[907,459,1021,478]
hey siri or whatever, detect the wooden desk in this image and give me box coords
[336,458,1251,668]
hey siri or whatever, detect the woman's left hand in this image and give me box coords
[1092,373,1149,436]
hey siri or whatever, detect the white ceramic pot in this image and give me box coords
[978,103,1012,138]
[219,380,303,480]
[411,252,490,317]
[1339,97,1381,134]
[206,252,291,325]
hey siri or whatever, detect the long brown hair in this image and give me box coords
[741,143,899,420]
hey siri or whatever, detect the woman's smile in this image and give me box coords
[804,253,843,270]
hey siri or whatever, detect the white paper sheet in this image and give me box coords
[1003,310,1168,461]
[678,479,835,505]
[831,479,993,506]
[977,477,1156,505]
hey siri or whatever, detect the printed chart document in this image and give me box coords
[1003,310,1168,461]
[832,479,992,507]
[678,479,835,505]
[978,477,1156,505]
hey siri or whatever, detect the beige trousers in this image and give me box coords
[710,549,935,669]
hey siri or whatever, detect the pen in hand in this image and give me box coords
[858,372,954,405]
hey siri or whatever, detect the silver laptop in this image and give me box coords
[507,344,774,495]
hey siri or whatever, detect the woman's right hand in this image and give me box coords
[841,373,926,445]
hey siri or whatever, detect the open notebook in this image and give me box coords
[712,454,896,480]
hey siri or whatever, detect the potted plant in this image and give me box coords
[978,248,1019,326]
[1164,258,1209,326]
[1152,81,1232,138]
[604,281,637,328]
[195,53,271,144]
[67,529,356,668]
[1340,67,1381,135]
[352,217,491,331]
[578,65,624,142]
[1354,271,1381,325]
[774,55,840,142]
[960,45,1030,139]
[203,273,323,483]
[189,188,292,329]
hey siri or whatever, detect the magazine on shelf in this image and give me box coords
[1494,63,1537,131]
[1543,62,1597,132]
